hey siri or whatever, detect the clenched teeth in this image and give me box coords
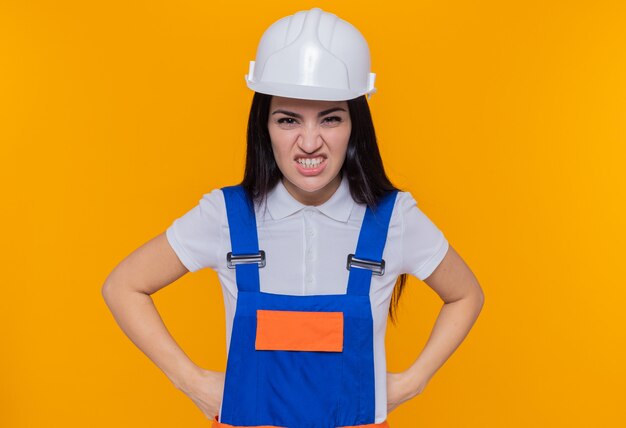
[297,157,324,168]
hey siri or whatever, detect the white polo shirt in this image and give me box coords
[165,174,449,424]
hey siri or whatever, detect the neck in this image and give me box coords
[282,174,342,206]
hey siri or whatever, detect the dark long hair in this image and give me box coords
[240,92,408,324]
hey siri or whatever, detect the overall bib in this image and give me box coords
[213,185,397,428]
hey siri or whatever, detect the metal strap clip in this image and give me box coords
[226,250,266,269]
[346,254,385,276]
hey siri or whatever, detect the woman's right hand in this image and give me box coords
[178,367,225,421]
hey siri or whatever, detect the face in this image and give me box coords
[268,96,351,206]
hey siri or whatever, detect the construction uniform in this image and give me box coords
[166,175,449,427]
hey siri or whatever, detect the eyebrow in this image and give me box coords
[271,107,347,119]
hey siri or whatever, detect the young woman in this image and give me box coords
[102,7,484,428]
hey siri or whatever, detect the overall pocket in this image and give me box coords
[256,309,343,352]
[255,309,344,426]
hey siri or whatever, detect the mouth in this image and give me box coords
[294,156,326,169]
[293,155,327,176]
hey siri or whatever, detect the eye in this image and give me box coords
[322,116,342,125]
[275,117,300,128]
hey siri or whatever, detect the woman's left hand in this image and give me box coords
[386,370,417,414]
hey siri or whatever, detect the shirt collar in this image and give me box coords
[265,174,354,222]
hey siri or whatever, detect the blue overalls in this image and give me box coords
[213,185,397,428]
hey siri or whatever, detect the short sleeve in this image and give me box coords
[398,192,449,280]
[165,189,225,272]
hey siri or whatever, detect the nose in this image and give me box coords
[297,124,324,154]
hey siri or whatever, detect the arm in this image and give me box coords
[387,243,485,411]
[101,232,224,419]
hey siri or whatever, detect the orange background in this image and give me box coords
[1,1,625,427]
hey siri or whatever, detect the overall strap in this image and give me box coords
[347,190,399,296]
[221,185,262,293]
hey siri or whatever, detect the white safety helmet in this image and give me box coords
[245,7,376,101]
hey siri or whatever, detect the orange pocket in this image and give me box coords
[255,309,344,352]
